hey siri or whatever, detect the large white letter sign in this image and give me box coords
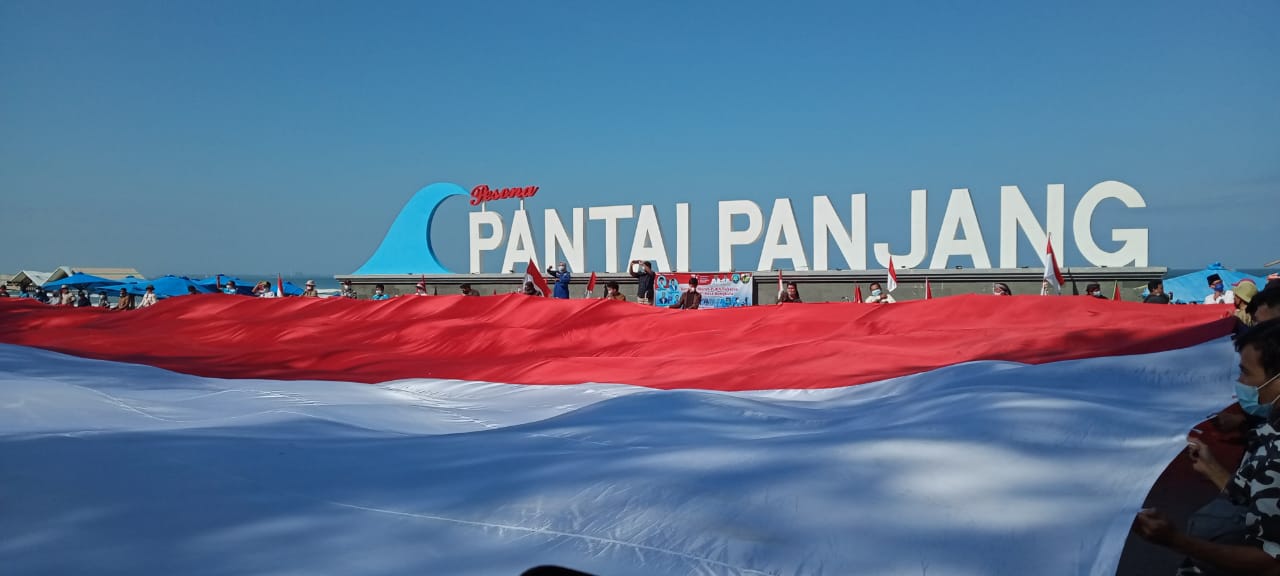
[874,189,929,269]
[588,205,634,273]
[929,188,991,269]
[812,194,867,272]
[544,208,586,273]
[501,210,538,273]
[757,198,810,271]
[1074,180,1148,267]
[675,203,690,272]
[999,184,1064,268]
[628,204,671,272]
[469,211,505,274]
[718,200,764,271]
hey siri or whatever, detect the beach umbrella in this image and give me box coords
[43,272,122,291]
[115,276,216,298]
[279,281,305,296]
[193,276,254,295]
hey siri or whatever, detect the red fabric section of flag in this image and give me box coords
[587,272,597,293]
[1113,281,1122,301]
[854,285,863,302]
[0,295,1233,391]
[925,278,933,300]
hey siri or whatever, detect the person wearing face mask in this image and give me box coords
[547,262,572,299]
[992,282,1013,296]
[1084,282,1108,299]
[1204,274,1236,305]
[371,284,391,301]
[1134,320,1280,575]
[669,275,702,309]
[603,281,626,302]
[629,260,656,304]
[864,281,895,304]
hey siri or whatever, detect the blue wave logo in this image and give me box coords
[353,183,467,275]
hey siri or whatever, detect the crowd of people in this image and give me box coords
[4,266,1278,315]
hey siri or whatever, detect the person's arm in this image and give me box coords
[1186,439,1233,491]
[1134,510,1280,575]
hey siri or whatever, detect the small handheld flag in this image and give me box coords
[276,274,284,298]
[1042,234,1064,295]
[1113,281,1122,301]
[886,257,899,293]
[854,284,864,303]
[925,277,932,300]
[586,272,597,297]
[525,260,551,297]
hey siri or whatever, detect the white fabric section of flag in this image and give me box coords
[0,341,1233,576]
[887,255,898,292]
[1043,234,1064,294]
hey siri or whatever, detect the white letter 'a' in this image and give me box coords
[628,204,670,272]
[929,188,991,269]
[874,189,928,268]
[469,211,504,274]
[501,209,538,273]
[1074,180,1148,267]
[757,198,809,271]
[718,200,764,271]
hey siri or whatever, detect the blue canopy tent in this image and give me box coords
[1160,263,1266,304]
[280,281,304,296]
[113,276,216,299]
[43,273,122,291]
[193,276,254,295]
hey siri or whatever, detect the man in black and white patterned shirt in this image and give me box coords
[1135,319,1280,575]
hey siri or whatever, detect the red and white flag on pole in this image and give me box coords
[925,277,933,300]
[276,273,285,298]
[777,269,785,299]
[1112,281,1122,302]
[886,256,899,293]
[854,284,863,303]
[525,260,551,297]
[1042,234,1064,295]
[586,272,597,297]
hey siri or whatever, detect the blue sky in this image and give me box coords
[2,1,1276,276]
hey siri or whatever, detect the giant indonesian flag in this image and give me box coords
[0,296,1238,575]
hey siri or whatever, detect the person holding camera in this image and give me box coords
[547,262,572,299]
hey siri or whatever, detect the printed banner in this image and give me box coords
[654,272,754,308]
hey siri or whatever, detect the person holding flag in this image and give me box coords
[523,260,551,297]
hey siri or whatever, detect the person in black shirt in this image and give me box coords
[629,260,655,304]
[1143,280,1172,304]
[778,281,803,304]
[669,275,702,309]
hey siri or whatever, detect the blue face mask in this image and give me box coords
[1237,372,1280,417]
[1212,282,1225,292]
[871,289,882,296]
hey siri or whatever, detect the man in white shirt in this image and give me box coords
[864,282,896,304]
[1205,273,1236,305]
[137,286,159,308]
